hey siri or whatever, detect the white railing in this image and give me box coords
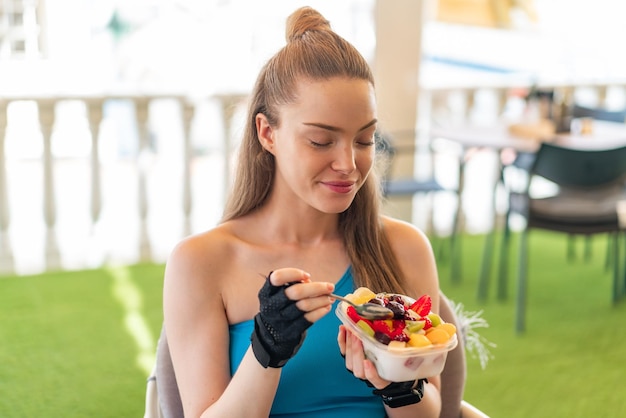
[0,93,248,275]
[1,79,625,275]
[423,79,626,127]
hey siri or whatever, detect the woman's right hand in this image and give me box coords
[251,268,334,368]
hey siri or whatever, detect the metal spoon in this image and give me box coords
[255,273,394,320]
[330,293,394,320]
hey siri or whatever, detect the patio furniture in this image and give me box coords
[568,104,626,262]
[508,142,626,333]
[489,105,626,303]
[377,132,463,280]
[431,118,626,302]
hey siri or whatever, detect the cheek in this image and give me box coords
[281,148,328,174]
[357,151,375,175]
[275,147,318,182]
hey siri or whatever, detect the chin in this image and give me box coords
[317,201,354,214]
[311,191,357,214]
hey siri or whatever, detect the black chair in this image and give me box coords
[568,104,626,262]
[477,149,536,301]
[478,103,626,302]
[507,142,626,333]
[377,132,462,280]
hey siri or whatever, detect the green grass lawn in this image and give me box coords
[0,264,165,418]
[0,231,624,417]
[437,231,626,417]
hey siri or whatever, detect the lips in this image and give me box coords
[323,181,356,194]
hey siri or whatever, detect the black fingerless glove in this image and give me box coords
[250,273,312,368]
[373,378,427,408]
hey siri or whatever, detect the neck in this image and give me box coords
[254,201,341,246]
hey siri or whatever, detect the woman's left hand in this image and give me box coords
[337,325,390,389]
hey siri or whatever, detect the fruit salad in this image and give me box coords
[335,287,458,381]
[342,287,456,350]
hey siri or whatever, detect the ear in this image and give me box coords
[256,113,275,154]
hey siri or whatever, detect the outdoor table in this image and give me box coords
[429,119,626,300]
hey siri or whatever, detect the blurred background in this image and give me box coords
[3,2,626,417]
[1,0,626,275]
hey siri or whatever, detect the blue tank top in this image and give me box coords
[229,268,385,417]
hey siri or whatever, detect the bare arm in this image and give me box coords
[163,238,334,418]
[163,237,276,418]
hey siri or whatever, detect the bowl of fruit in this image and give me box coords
[335,287,458,382]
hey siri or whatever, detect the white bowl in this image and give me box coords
[336,298,458,382]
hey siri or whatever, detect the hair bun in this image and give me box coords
[285,6,331,42]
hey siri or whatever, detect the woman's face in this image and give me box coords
[257,77,377,214]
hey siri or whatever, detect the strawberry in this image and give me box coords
[347,306,362,323]
[422,316,433,330]
[390,320,407,339]
[371,320,392,335]
[409,294,432,317]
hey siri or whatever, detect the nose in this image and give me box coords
[331,144,357,174]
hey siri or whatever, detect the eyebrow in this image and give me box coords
[303,119,377,133]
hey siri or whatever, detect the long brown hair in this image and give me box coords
[222,6,408,294]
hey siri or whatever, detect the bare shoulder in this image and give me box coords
[163,223,238,305]
[381,216,440,307]
[381,216,434,257]
[163,224,241,411]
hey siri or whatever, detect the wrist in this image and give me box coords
[374,378,427,408]
[251,314,302,368]
[250,321,288,368]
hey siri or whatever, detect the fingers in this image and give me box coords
[339,326,391,390]
[347,332,366,378]
[268,269,335,299]
[285,281,334,301]
[266,268,336,323]
[276,270,334,309]
[267,268,311,286]
[298,289,336,323]
[302,304,332,323]
[363,360,389,389]
[337,325,347,356]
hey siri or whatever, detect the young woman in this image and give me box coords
[163,6,441,417]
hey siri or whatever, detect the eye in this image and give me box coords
[356,134,376,147]
[308,138,332,148]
